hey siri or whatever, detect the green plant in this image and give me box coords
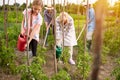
[47,28,55,49]
[111,58,120,80]
[101,46,110,64]
[103,23,120,56]
[0,39,16,74]
[77,52,91,80]
[0,24,21,74]
[60,47,70,64]
[76,39,92,80]
[51,70,71,80]
[16,57,48,80]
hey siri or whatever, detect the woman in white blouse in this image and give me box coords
[56,12,77,65]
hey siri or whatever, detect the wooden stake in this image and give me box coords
[26,0,30,66]
[3,0,8,48]
[53,0,57,73]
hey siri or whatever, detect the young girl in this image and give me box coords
[56,12,77,65]
[21,0,43,56]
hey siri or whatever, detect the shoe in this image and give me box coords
[28,51,33,58]
[58,60,63,64]
[69,59,75,65]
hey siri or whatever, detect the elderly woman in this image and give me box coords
[56,12,77,65]
[44,5,56,46]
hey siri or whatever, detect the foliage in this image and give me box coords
[76,39,92,80]
[0,39,16,74]
[112,58,120,80]
[0,24,20,74]
[0,3,85,14]
[77,52,92,79]
[37,46,47,64]
[45,27,55,49]
[0,11,23,23]
[7,24,20,44]
[103,23,120,56]
[60,47,70,64]
[101,46,110,64]
[16,57,48,80]
[51,70,71,80]
[113,1,120,17]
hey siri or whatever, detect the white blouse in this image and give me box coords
[56,16,77,46]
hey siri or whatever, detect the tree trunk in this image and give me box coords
[14,0,18,24]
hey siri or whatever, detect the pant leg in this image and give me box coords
[86,32,93,51]
[30,39,38,56]
[87,40,92,51]
[68,46,73,60]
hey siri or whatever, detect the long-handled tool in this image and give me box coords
[42,21,52,48]
[77,24,86,41]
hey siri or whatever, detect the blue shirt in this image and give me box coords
[88,8,95,32]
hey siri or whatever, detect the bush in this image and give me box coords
[51,70,71,80]
[103,24,120,56]
[112,58,120,80]
[16,57,48,80]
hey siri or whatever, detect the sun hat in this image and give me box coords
[45,4,54,10]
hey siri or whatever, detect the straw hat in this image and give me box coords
[45,4,54,10]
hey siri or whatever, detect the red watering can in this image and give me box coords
[17,34,27,52]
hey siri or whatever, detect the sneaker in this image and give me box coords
[28,51,33,58]
[58,60,63,64]
[69,59,75,65]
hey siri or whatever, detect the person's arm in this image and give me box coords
[28,24,41,44]
[44,10,50,31]
[21,17,25,35]
[28,14,43,45]
[56,19,62,46]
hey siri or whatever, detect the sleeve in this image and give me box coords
[44,10,49,22]
[67,17,75,32]
[56,20,62,40]
[22,9,26,15]
[56,20,62,47]
[22,8,31,16]
[36,14,43,26]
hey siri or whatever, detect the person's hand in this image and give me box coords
[20,31,25,36]
[20,31,24,36]
[25,44,27,49]
[24,42,30,50]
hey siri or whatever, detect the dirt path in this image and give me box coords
[42,50,55,78]
[98,56,115,80]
